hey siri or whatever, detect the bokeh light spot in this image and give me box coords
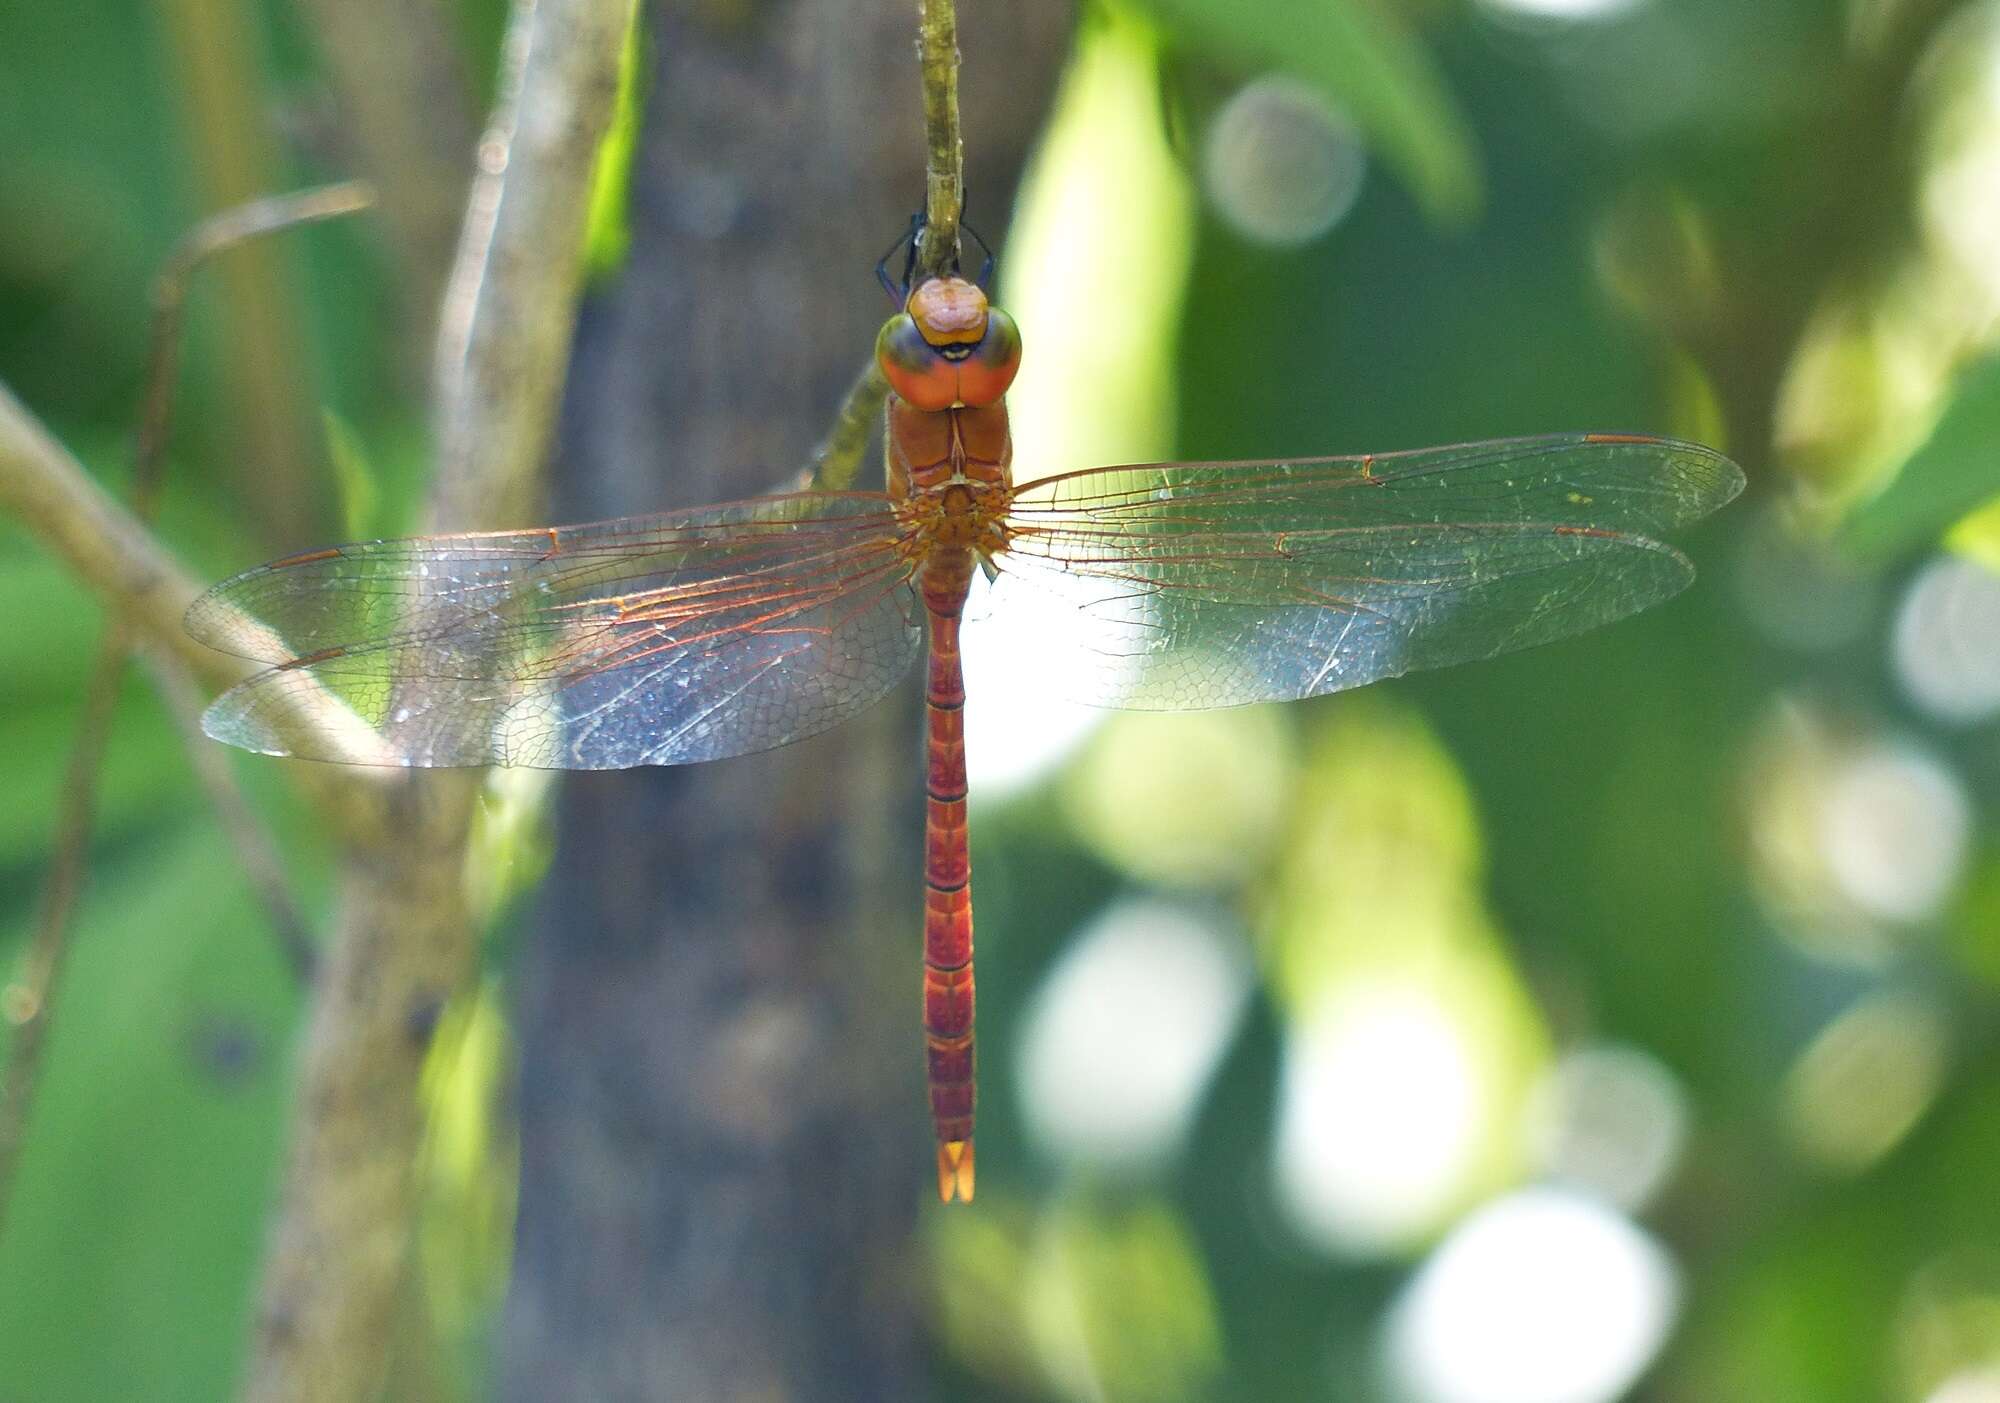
[962,573,1109,795]
[1745,702,1973,963]
[1476,0,1648,22]
[1733,504,1880,652]
[1023,1201,1224,1403]
[1893,555,2000,723]
[1273,986,1484,1255]
[1897,1255,2000,1401]
[1061,707,1295,888]
[1919,22,2000,320]
[1018,900,1252,1170]
[1783,989,1950,1173]
[1927,1372,2000,1403]
[1524,1045,1688,1213]
[1819,740,1971,924]
[1383,1188,1679,1403]
[1202,75,1366,247]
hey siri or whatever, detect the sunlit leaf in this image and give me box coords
[1259,699,1548,1253]
[1944,493,2000,573]
[1841,349,2000,561]
[581,3,645,283]
[1029,1199,1223,1403]
[321,408,381,543]
[1262,699,1485,1012]
[464,769,556,930]
[1060,708,1296,888]
[417,980,518,1344]
[931,1197,1044,1393]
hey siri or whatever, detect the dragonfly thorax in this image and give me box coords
[876,275,1021,412]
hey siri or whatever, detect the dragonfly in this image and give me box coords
[187,234,1744,1203]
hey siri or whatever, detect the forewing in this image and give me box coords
[190,493,924,767]
[989,434,1744,709]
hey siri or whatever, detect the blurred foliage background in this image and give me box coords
[4,0,2000,1399]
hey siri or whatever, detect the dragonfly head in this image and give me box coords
[877,275,1021,412]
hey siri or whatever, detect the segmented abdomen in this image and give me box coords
[920,556,975,1202]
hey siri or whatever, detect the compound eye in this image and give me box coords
[955,306,1022,408]
[877,313,959,411]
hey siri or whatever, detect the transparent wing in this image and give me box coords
[188,492,923,768]
[987,434,1744,709]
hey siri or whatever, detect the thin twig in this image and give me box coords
[241,4,637,1398]
[1,391,396,831]
[805,0,960,493]
[0,385,237,691]
[916,0,964,277]
[0,183,369,1242]
[0,631,126,1238]
[138,182,377,511]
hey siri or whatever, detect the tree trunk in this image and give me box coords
[499,3,1071,1399]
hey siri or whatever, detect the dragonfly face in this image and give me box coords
[875,274,1022,412]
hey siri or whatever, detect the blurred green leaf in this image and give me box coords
[1263,698,1484,1012]
[932,1196,1045,1394]
[1841,349,2000,562]
[0,824,304,1403]
[1131,0,1480,222]
[1060,707,1295,890]
[1677,1075,2000,1402]
[0,3,185,430]
[0,534,111,699]
[1948,851,2000,991]
[0,703,191,868]
[321,408,382,542]
[1036,1198,1223,1403]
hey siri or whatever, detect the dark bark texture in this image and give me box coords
[500,2,1071,1399]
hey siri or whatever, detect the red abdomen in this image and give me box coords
[920,554,976,1202]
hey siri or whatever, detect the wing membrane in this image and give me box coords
[990,434,1743,708]
[190,493,924,768]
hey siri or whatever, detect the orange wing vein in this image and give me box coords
[987,433,1744,709]
[187,492,923,768]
